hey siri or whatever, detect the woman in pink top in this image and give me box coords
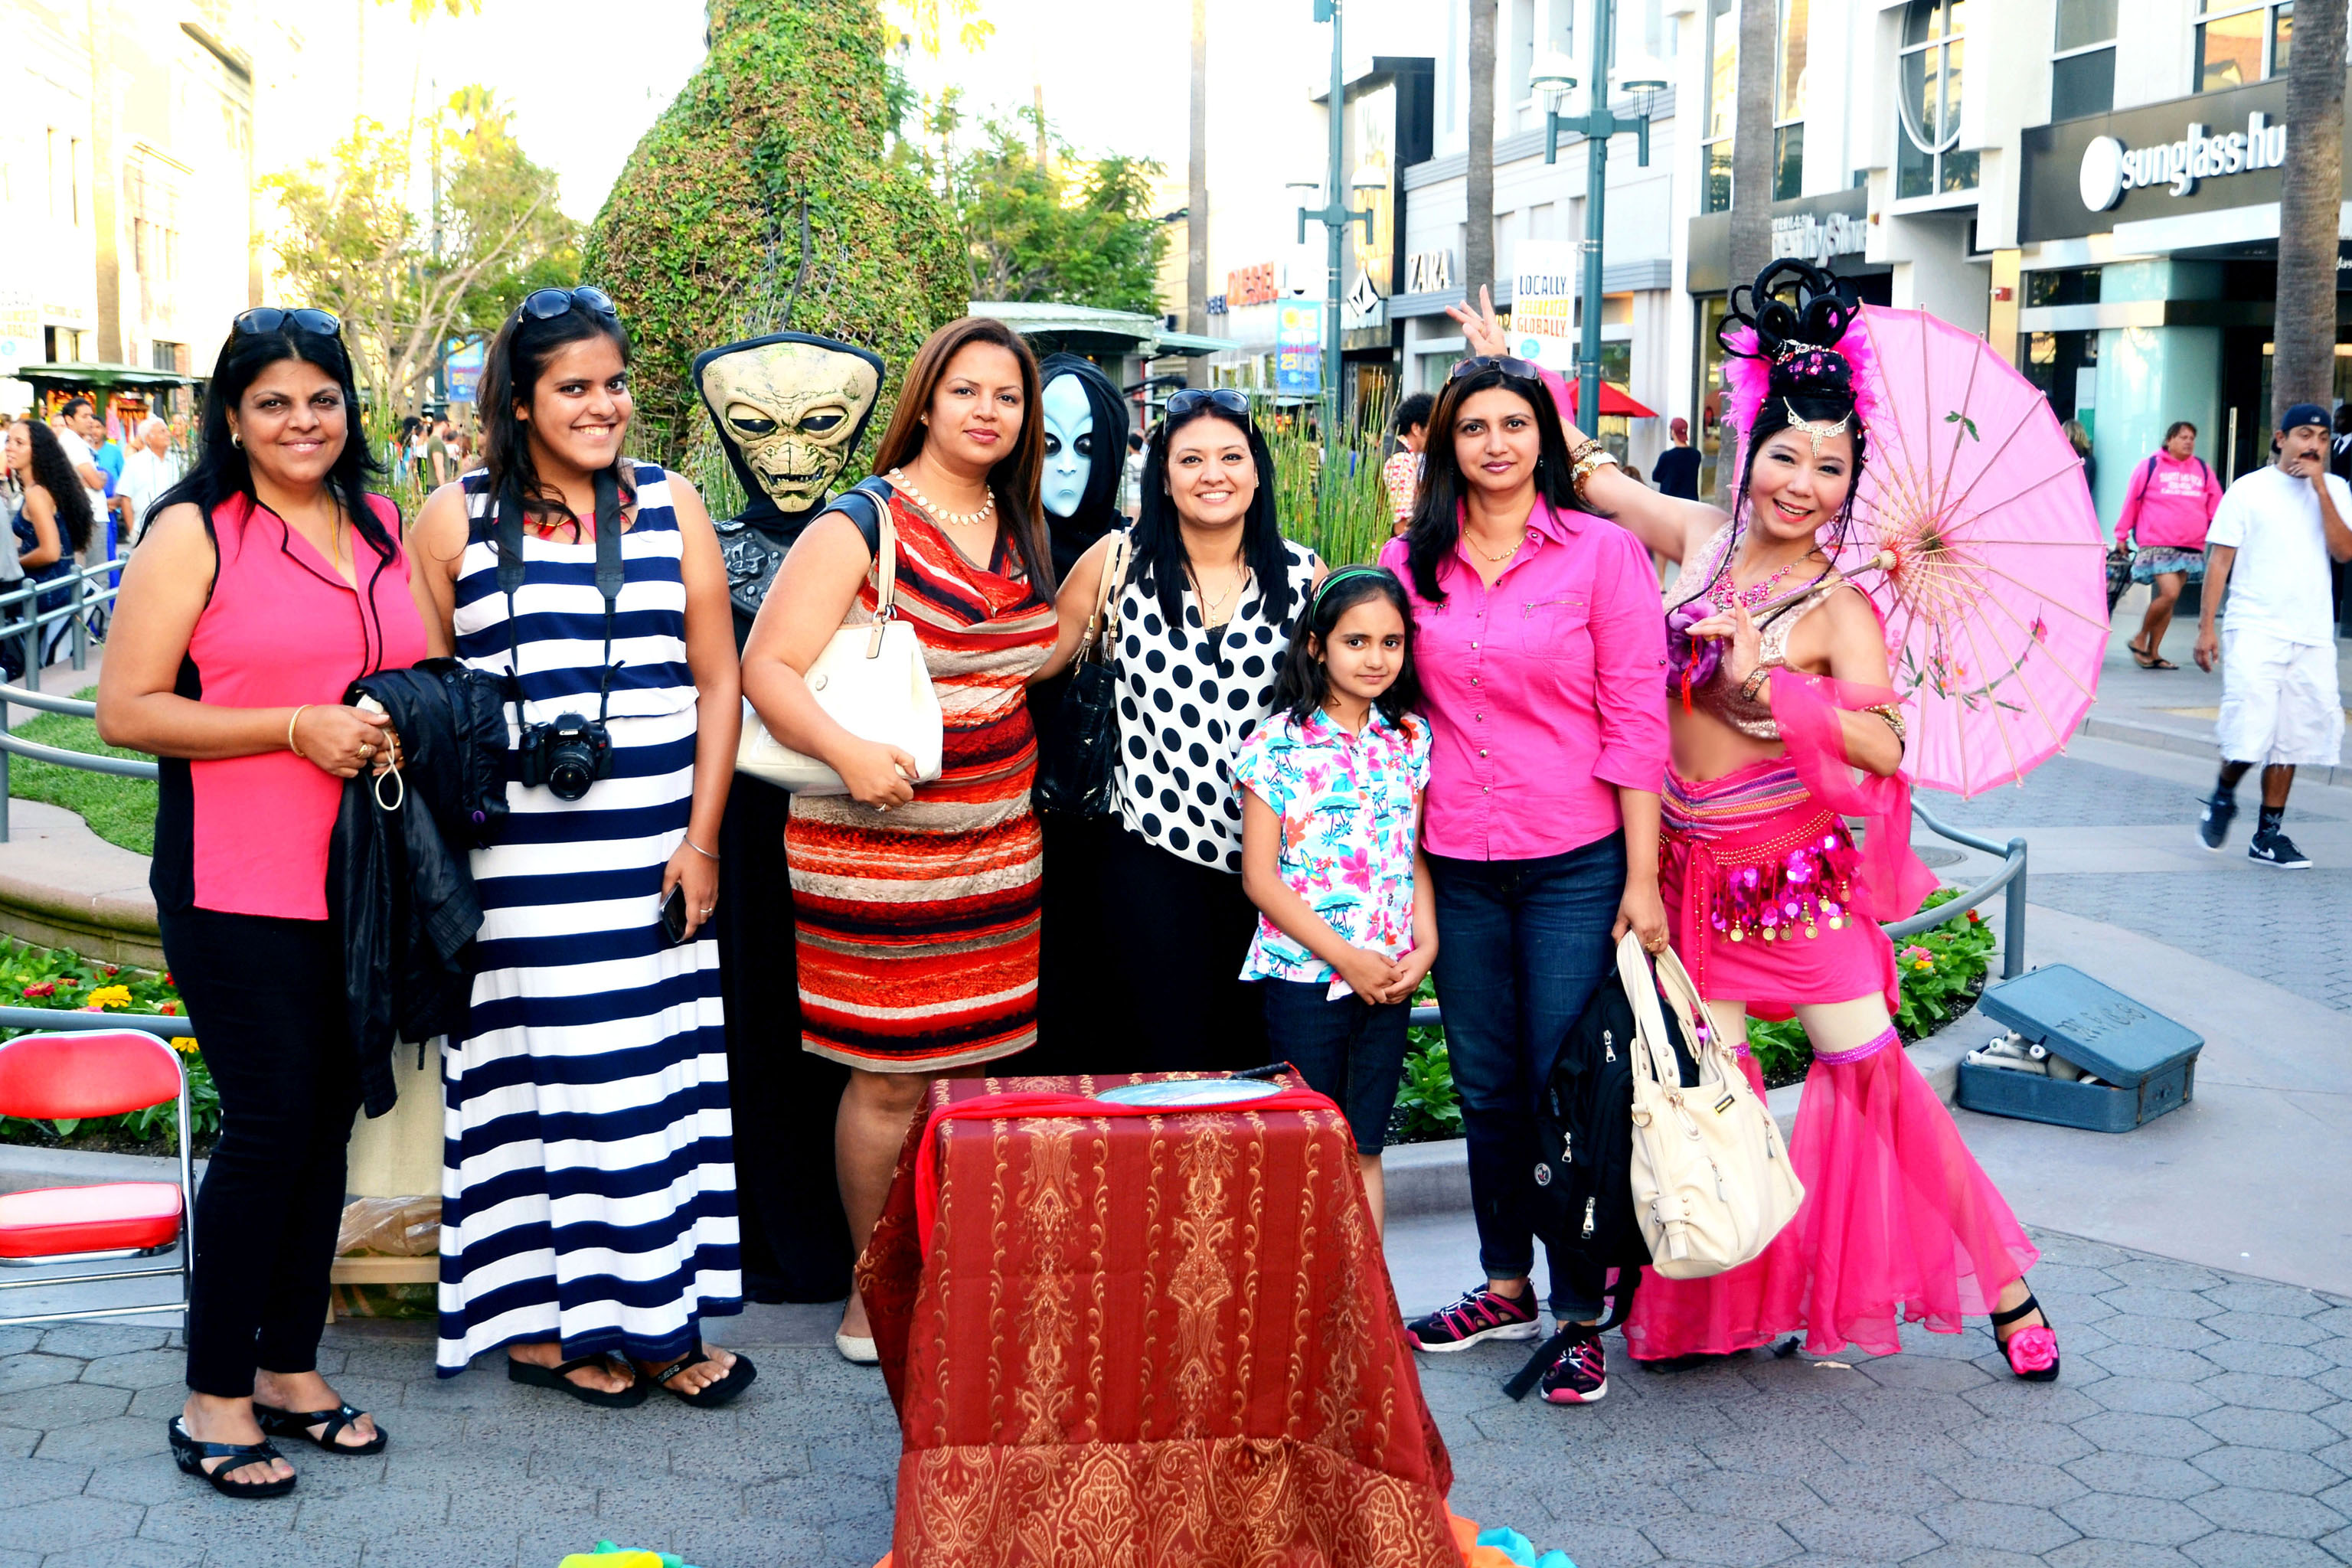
[97,310,431,1499]
[1377,354,1670,1404]
[2115,420,2223,670]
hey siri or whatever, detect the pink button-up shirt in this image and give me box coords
[1378,500,1668,861]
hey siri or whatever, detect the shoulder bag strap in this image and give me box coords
[865,495,897,658]
[589,468,626,720]
[1078,531,1132,662]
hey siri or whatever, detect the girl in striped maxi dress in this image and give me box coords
[410,289,751,1406]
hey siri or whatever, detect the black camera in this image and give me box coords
[516,712,613,801]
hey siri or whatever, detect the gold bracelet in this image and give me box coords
[287,704,311,761]
[1864,703,1907,744]
[1569,447,1620,502]
[1739,664,1774,704]
[684,837,719,861]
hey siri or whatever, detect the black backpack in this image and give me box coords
[1503,967,1689,1400]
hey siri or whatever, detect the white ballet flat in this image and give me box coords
[834,1330,879,1366]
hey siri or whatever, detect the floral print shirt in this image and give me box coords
[1233,704,1432,985]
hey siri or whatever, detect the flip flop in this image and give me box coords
[252,1400,387,1456]
[506,1352,649,1408]
[645,1349,758,1409]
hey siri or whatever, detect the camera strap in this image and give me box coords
[494,467,629,737]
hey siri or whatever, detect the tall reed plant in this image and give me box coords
[1269,385,1400,567]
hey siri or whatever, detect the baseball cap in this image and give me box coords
[2278,402,2330,434]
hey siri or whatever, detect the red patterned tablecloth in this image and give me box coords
[859,1073,1459,1567]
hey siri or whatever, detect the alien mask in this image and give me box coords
[693,333,884,518]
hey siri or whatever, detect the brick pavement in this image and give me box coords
[5,1230,2351,1568]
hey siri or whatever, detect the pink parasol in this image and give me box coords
[1831,305,2109,798]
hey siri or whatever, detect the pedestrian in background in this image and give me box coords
[122,418,184,544]
[2115,420,2222,670]
[2063,418,2097,499]
[1383,391,1435,534]
[2195,403,2352,868]
[54,397,111,538]
[2,418,89,674]
[97,305,424,1498]
[1652,416,1703,501]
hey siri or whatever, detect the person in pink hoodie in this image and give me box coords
[2115,421,2224,668]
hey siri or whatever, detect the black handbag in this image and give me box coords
[1034,532,1131,817]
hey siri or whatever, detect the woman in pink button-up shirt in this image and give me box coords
[1377,358,1670,1389]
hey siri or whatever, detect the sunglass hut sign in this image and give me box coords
[2078,112,2287,212]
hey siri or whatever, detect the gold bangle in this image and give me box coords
[1569,448,1619,502]
[287,704,311,761]
[1739,665,1774,704]
[1864,702,1907,744]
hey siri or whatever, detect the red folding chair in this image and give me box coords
[0,1029,194,1327]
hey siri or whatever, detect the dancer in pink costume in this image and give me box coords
[1450,261,2059,1377]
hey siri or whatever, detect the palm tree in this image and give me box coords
[1716,0,1778,493]
[2273,0,2346,426]
[1465,0,1497,302]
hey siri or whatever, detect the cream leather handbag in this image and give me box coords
[1619,932,1805,1279]
[737,500,943,795]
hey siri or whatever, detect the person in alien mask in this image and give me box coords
[691,330,884,1304]
[1025,352,1133,1068]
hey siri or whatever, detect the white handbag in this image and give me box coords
[1618,932,1806,1279]
[736,500,944,795]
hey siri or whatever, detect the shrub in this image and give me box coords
[0,941,211,1150]
[582,0,967,473]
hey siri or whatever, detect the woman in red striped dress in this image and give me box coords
[741,317,1062,1362]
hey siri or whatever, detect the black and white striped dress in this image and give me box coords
[436,462,740,1374]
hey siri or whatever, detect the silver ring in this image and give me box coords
[876,803,889,813]
[698,906,714,916]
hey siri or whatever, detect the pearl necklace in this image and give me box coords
[889,466,995,528]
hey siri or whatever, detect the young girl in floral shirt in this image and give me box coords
[1236,565,1436,1232]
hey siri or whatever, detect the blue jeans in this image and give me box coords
[1427,832,1625,1318]
[1263,979,1411,1155]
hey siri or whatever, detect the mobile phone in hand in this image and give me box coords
[660,884,689,946]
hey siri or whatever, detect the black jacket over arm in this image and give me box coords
[330,659,510,1117]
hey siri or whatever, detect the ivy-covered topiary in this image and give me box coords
[583,0,965,475]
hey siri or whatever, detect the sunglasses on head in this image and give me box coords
[518,286,619,323]
[234,307,341,338]
[1449,354,1547,384]
[1165,387,1253,418]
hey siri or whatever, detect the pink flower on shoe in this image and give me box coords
[2004,1325,2059,1375]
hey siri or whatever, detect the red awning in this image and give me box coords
[1563,379,1659,418]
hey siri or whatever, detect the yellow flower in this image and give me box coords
[87,985,132,1010]
[169,1037,199,1054]
[1912,959,1933,972]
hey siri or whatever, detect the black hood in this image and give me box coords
[1037,352,1130,577]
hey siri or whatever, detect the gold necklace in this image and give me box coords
[889,466,995,528]
[1191,552,1247,626]
[1469,526,1527,563]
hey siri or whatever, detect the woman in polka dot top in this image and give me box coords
[1051,389,1324,1072]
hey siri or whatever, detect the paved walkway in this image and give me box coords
[4,1231,2349,1568]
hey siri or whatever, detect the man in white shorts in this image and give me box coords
[2195,402,2352,867]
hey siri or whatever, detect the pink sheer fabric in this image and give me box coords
[1766,666,1938,927]
[1625,1030,2041,1361]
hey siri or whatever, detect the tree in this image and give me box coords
[2274,0,2347,426]
[949,115,1169,315]
[1465,0,1497,301]
[267,90,576,425]
[583,0,966,469]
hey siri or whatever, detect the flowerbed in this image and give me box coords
[1387,887,1997,1136]
[0,939,212,1155]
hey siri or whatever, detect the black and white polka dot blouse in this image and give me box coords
[1114,539,1322,872]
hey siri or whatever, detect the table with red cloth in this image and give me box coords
[859,1072,1459,1567]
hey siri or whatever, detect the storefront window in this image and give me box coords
[1696,295,1730,503]
[2051,0,2117,118]
[1702,0,1736,214]
[1897,0,1978,200]
[1774,0,1808,198]
[2197,0,2290,91]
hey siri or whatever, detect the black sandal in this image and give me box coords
[1991,1292,2062,1382]
[253,1400,387,1456]
[168,1416,296,1499]
[506,1352,649,1408]
[645,1348,757,1409]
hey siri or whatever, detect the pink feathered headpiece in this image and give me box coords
[1717,260,1884,439]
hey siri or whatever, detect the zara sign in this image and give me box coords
[2077,111,2288,212]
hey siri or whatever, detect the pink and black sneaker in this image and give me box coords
[1406,1283,1544,1352]
[1539,1330,1609,1403]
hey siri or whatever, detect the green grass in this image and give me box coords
[8,687,155,854]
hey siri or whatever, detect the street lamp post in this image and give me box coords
[1298,0,1374,491]
[1534,16,1669,439]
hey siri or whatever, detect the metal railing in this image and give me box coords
[1406,803,2028,1027]
[0,559,150,843]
